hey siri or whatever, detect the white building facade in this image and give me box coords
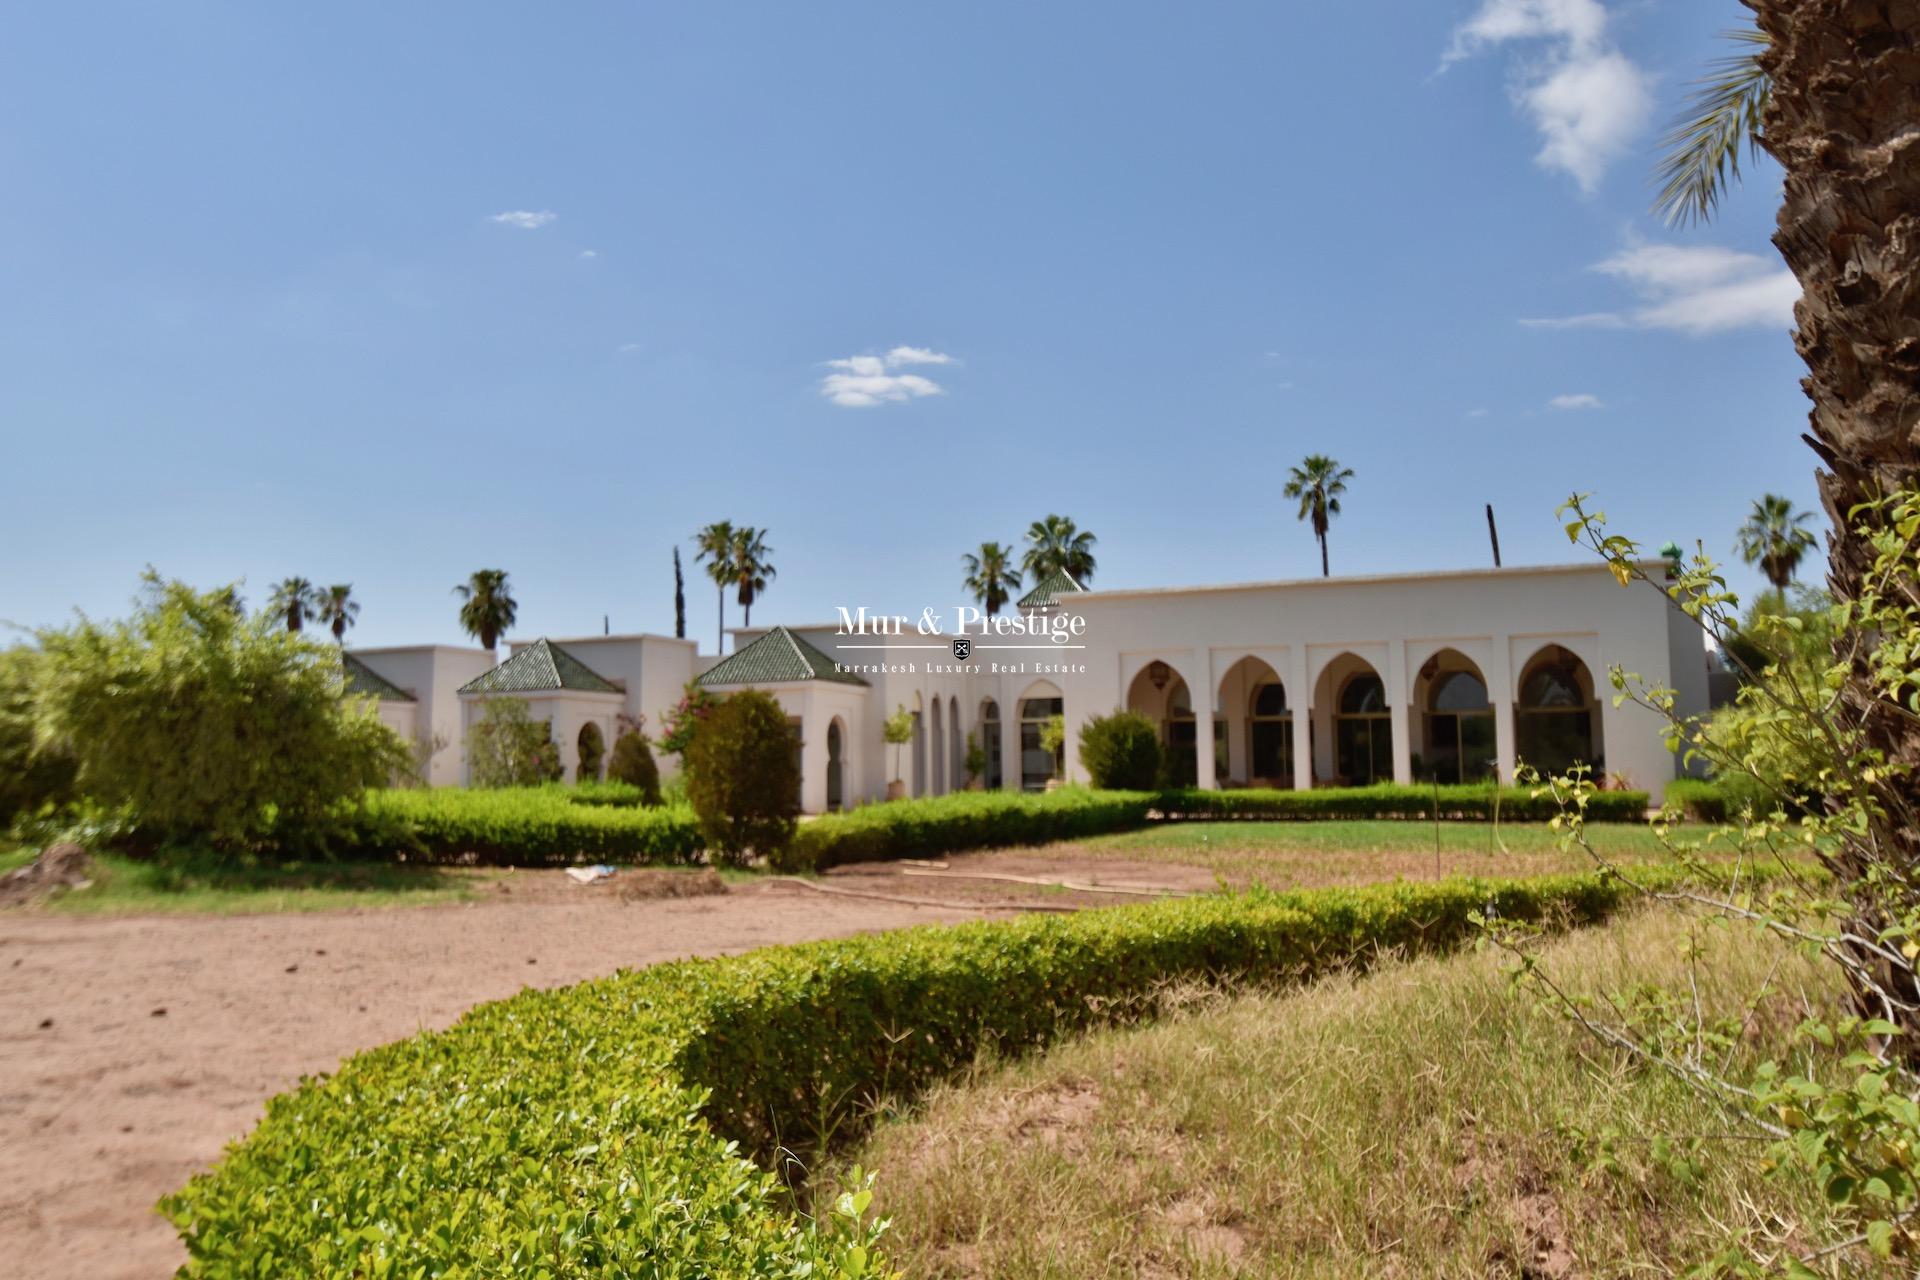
[347,560,1708,807]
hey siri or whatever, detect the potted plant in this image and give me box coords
[963,731,988,790]
[883,704,914,801]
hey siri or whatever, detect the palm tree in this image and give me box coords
[314,584,360,644]
[1660,8,1918,1053]
[1021,515,1097,586]
[1653,28,1771,226]
[268,577,317,633]
[1735,494,1818,610]
[730,527,776,628]
[453,569,517,655]
[962,542,1023,615]
[1282,455,1353,578]
[692,522,736,652]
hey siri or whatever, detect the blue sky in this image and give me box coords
[0,1,1819,651]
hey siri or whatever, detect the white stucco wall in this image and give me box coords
[349,645,496,786]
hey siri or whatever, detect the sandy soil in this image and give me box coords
[0,880,1006,1280]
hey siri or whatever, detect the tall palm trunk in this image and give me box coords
[1319,532,1329,578]
[286,603,302,632]
[716,588,725,655]
[1750,0,1920,1052]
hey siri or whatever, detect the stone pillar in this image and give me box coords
[1388,645,1413,785]
[799,709,828,814]
[1001,707,1022,792]
[1191,648,1216,789]
[1489,634,1516,783]
[1289,647,1312,791]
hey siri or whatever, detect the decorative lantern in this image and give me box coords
[1147,660,1171,692]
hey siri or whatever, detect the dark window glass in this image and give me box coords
[1430,671,1490,712]
[1339,675,1386,715]
[1252,682,1288,716]
[1521,668,1583,708]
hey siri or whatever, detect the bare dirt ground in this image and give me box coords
[0,854,1198,1280]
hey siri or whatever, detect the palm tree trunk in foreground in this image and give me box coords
[1750,0,1920,1047]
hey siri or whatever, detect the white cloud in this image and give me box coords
[1466,407,1490,417]
[489,210,557,230]
[1548,392,1604,410]
[1522,243,1799,335]
[578,249,598,260]
[884,345,954,367]
[617,342,642,354]
[819,347,957,407]
[1443,0,1651,192]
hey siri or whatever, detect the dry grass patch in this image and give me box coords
[844,908,1869,1278]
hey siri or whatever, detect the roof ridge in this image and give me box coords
[782,626,817,680]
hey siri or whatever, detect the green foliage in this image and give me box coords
[1077,709,1162,790]
[160,869,1684,1275]
[1658,777,1730,823]
[33,572,408,850]
[962,731,988,783]
[658,680,719,758]
[1546,490,1920,1267]
[788,788,1154,871]
[465,698,562,788]
[0,646,77,830]
[685,690,798,867]
[882,703,914,784]
[355,786,701,865]
[1155,783,1650,823]
[1039,713,1066,758]
[605,730,663,805]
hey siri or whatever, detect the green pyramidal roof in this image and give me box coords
[343,652,415,702]
[1016,568,1087,611]
[459,638,620,695]
[697,626,869,687]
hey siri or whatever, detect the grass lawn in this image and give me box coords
[0,845,481,915]
[844,906,1859,1278]
[1064,819,1727,890]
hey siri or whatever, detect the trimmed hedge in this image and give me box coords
[1152,783,1651,823]
[356,786,703,865]
[788,787,1155,870]
[161,868,1670,1276]
[1662,777,1730,823]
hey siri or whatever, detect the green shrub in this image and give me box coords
[354,786,702,865]
[787,787,1154,871]
[0,646,77,830]
[605,729,663,805]
[567,779,648,807]
[465,698,563,788]
[685,690,798,867]
[1077,710,1162,790]
[32,572,407,850]
[1662,777,1729,822]
[1152,783,1650,823]
[161,868,1701,1275]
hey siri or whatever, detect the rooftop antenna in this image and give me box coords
[603,614,610,635]
[1485,503,1503,568]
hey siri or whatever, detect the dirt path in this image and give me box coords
[0,882,998,1280]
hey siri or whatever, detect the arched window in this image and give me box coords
[1333,672,1391,784]
[1517,651,1597,776]
[1424,667,1494,784]
[1019,696,1063,791]
[575,721,605,783]
[1248,681,1292,782]
[978,698,1002,790]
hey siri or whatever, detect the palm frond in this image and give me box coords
[1653,28,1771,228]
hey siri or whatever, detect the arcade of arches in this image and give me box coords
[1123,646,1603,789]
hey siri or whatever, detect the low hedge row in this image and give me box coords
[789,787,1155,870]
[161,868,1670,1276]
[1662,777,1731,823]
[1152,782,1652,823]
[355,786,703,865]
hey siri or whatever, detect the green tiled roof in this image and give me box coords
[1016,568,1086,610]
[459,638,620,695]
[342,652,415,702]
[697,626,869,687]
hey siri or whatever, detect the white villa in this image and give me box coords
[346,560,1710,809]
